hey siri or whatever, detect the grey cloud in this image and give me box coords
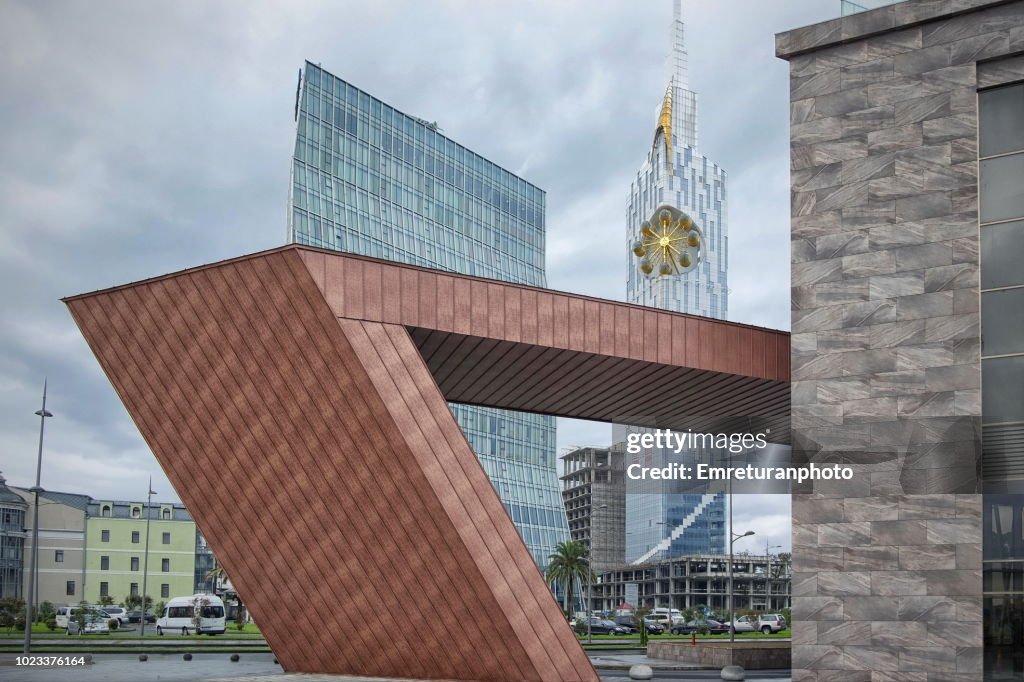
[1,1,824,505]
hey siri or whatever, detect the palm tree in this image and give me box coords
[205,564,227,591]
[544,540,591,619]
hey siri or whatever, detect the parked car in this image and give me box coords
[758,613,787,634]
[157,594,226,635]
[670,618,728,635]
[126,610,156,624]
[586,617,629,635]
[65,608,110,635]
[612,615,637,634]
[642,618,665,635]
[55,606,74,629]
[728,615,757,634]
[613,615,664,635]
[102,606,130,625]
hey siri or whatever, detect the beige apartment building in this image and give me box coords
[14,487,89,607]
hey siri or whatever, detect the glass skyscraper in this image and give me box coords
[287,61,569,567]
[624,2,727,563]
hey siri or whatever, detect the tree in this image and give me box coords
[205,564,227,590]
[37,600,55,624]
[72,601,91,636]
[544,540,591,619]
[124,594,153,612]
[0,598,24,633]
[772,552,791,579]
[97,595,114,607]
[205,563,246,629]
[632,605,652,647]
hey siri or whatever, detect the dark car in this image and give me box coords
[126,610,157,624]
[671,618,728,635]
[587,618,629,635]
[612,616,637,634]
[613,615,665,635]
[641,618,665,635]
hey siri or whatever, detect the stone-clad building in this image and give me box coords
[777,1,1024,679]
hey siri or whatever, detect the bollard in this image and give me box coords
[721,664,745,680]
[628,664,654,680]
[691,630,696,646]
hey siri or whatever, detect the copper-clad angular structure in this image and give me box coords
[64,246,788,681]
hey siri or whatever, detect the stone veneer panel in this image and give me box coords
[778,0,1024,679]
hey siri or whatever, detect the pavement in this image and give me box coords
[0,653,792,681]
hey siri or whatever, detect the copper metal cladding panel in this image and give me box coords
[299,246,790,433]
[65,244,790,681]
[66,249,597,682]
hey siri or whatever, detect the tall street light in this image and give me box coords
[24,379,53,655]
[764,542,782,612]
[140,478,156,637]
[728,497,754,646]
[586,503,608,645]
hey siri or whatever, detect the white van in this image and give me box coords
[651,608,684,625]
[156,594,226,635]
[56,605,109,630]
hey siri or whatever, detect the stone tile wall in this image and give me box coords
[778,1,1024,679]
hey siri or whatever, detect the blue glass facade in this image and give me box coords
[624,3,727,562]
[288,62,569,567]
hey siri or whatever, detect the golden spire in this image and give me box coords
[654,85,673,166]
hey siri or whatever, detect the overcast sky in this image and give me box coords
[0,0,840,551]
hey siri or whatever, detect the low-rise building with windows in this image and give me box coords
[13,486,88,607]
[84,500,196,604]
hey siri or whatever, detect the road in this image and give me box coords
[0,653,792,681]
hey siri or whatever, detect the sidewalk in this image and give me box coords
[590,653,704,671]
[0,653,792,681]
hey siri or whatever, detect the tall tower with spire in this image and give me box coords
[624,1,728,566]
[626,0,728,319]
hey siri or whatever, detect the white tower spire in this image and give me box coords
[665,0,689,91]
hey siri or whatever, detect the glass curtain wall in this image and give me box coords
[979,81,1024,680]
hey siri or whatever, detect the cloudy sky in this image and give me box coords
[1,0,840,551]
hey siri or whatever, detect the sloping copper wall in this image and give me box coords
[65,245,790,681]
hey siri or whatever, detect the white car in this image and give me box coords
[758,614,787,634]
[65,608,111,635]
[728,615,757,633]
[102,606,130,625]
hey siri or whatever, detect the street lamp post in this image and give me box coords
[728,484,754,644]
[764,542,782,611]
[24,379,53,655]
[586,503,608,645]
[140,478,156,637]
